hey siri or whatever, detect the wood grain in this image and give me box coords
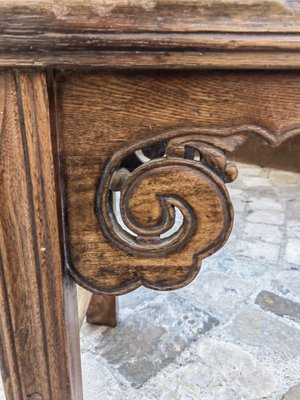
[87,295,118,327]
[231,135,300,172]
[1,1,300,68]
[4,50,300,69]
[77,285,93,328]
[0,70,82,400]
[77,286,118,327]
[57,71,300,295]
[1,0,300,34]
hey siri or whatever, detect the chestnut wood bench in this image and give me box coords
[1,1,300,398]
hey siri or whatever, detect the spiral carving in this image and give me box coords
[61,123,300,294]
[96,134,235,260]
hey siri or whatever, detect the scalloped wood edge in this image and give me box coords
[69,123,300,295]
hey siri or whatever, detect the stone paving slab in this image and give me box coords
[284,239,300,265]
[271,270,300,299]
[235,239,280,262]
[247,195,284,211]
[198,339,277,398]
[255,290,300,322]
[244,221,284,243]
[240,176,273,187]
[204,254,269,278]
[93,293,218,387]
[81,352,122,400]
[286,199,300,218]
[283,384,300,400]
[246,209,285,225]
[177,270,256,318]
[151,361,241,400]
[226,305,300,360]
[286,220,300,240]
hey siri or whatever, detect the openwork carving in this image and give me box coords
[96,128,240,265]
[96,126,298,270]
[63,124,300,294]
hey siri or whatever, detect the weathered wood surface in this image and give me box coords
[1,0,300,68]
[77,285,93,328]
[57,71,300,295]
[4,51,300,69]
[1,0,300,34]
[77,286,118,327]
[87,295,118,327]
[231,134,300,172]
[0,71,83,399]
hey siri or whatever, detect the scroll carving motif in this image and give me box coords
[57,70,300,295]
[66,124,300,294]
[96,130,239,263]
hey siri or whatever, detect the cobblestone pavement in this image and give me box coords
[1,163,300,400]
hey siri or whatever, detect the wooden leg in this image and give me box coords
[76,286,118,328]
[0,71,83,399]
[86,295,118,327]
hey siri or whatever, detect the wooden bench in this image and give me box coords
[1,1,300,398]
